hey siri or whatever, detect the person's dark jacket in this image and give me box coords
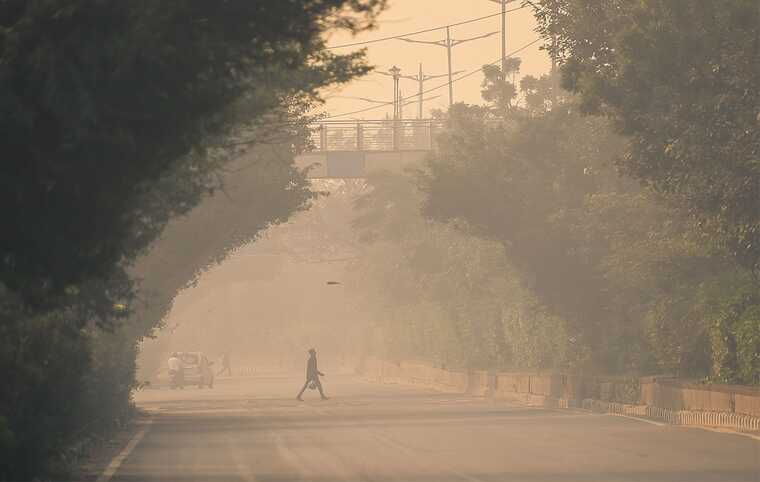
[307,355,324,380]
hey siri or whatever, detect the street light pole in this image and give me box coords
[418,63,424,119]
[377,66,458,118]
[388,65,401,119]
[388,65,402,149]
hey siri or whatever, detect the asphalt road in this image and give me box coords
[106,374,760,482]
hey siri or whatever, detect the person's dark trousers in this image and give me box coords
[297,377,326,399]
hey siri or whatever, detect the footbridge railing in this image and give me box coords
[308,119,444,153]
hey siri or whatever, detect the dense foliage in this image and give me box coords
[529,0,760,381]
[533,0,760,271]
[350,173,512,369]
[353,58,760,385]
[421,53,760,381]
[0,0,381,307]
[0,1,384,479]
[132,144,315,380]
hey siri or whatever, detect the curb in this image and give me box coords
[362,372,760,435]
[578,398,760,433]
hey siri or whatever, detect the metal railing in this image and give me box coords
[308,119,444,152]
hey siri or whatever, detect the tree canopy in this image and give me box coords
[416,57,760,380]
[0,0,384,308]
[0,2,385,479]
[533,0,760,270]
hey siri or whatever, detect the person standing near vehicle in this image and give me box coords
[297,348,328,401]
[218,352,232,376]
[168,352,184,388]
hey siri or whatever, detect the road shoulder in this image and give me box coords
[73,410,151,482]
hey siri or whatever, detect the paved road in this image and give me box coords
[109,374,760,481]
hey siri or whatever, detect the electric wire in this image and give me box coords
[322,37,542,120]
[325,5,528,50]
[218,36,543,147]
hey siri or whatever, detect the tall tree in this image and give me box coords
[533,0,760,271]
[0,2,386,479]
[0,0,384,308]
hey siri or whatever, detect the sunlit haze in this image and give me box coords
[5,1,759,481]
[322,0,550,119]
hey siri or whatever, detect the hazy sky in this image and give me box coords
[321,0,551,119]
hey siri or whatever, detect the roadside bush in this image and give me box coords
[698,272,760,384]
[0,298,89,479]
[734,306,760,385]
[499,281,571,371]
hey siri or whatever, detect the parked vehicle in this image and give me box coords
[177,352,215,388]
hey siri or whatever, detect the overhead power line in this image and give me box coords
[217,37,543,148]
[396,29,500,106]
[325,5,528,50]
[322,37,542,120]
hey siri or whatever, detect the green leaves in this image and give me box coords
[1,0,383,304]
[1,1,385,478]
[351,172,510,369]
[535,0,760,270]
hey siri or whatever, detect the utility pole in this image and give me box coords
[398,28,498,107]
[487,0,519,72]
[446,27,454,107]
[418,64,424,119]
[500,0,506,73]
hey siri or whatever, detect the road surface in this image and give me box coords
[104,374,759,481]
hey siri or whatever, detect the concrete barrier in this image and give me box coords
[736,392,760,418]
[642,378,760,417]
[640,377,656,406]
[466,371,494,396]
[380,360,401,384]
[529,373,565,398]
[399,360,429,386]
[444,370,468,393]
[682,387,732,412]
[359,358,760,434]
[362,358,383,382]
[494,373,531,397]
[563,375,587,401]
[431,367,463,392]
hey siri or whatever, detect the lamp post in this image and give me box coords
[379,64,462,118]
[387,66,402,149]
[388,65,402,120]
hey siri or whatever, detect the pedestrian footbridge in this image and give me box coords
[295,119,443,179]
